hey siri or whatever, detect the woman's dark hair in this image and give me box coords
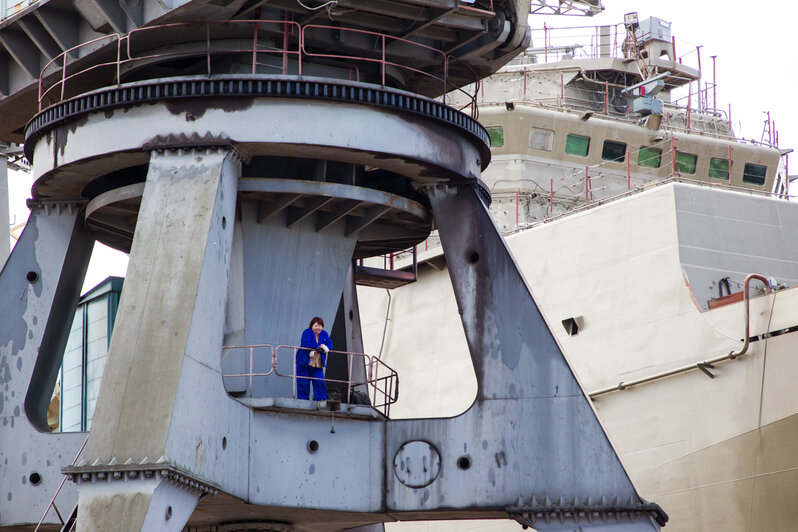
[309,316,324,328]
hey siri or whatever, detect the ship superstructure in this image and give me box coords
[447,15,788,233]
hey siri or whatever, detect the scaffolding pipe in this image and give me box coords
[787,153,790,199]
[585,166,589,201]
[711,55,717,110]
[626,151,631,190]
[696,45,702,110]
[670,137,675,176]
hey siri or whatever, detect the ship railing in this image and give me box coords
[523,22,699,69]
[589,274,773,398]
[33,434,89,532]
[474,73,728,123]
[37,19,481,117]
[499,74,728,123]
[484,92,776,149]
[222,343,398,417]
[498,21,781,148]
[508,175,790,236]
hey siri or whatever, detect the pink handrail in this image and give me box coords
[39,19,303,111]
[39,34,121,110]
[301,24,448,95]
[38,19,480,117]
[125,19,302,67]
[223,343,399,416]
[221,344,275,398]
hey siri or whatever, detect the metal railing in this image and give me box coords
[507,175,791,236]
[477,71,752,146]
[37,19,481,116]
[357,246,418,272]
[222,343,398,417]
[34,435,88,532]
[498,21,782,150]
[524,22,693,67]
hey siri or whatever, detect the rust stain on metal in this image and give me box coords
[164,97,255,121]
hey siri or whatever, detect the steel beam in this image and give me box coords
[316,199,363,232]
[73,0,128,34]
[0,156,8,267]
[257,194,302,223]
[0,28,41,79]
[34,7,81,55]
[0,203,93,527]
[286,195,336,227]
[341,262,368,392]
[73,149,247,530]
[0,52,8,95]
[119,0,144,27]
[345,205,391,236]
[17,17,62,63]
[377,181,667,530]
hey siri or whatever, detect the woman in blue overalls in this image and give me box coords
[296,316,333,400]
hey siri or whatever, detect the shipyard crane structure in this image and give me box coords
[0,0,666,530]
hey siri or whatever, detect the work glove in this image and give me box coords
[319,344,330,354]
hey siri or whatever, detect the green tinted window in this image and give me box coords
[602,140,627,162]
[565,134,590,157]
[487,126,504,147]
[676,151,697,175]
[638,146,661,168]
[708,157,729,179]
[743,163,767,185]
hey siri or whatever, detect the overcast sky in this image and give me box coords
[8,1,796,293]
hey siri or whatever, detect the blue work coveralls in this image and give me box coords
[296,328,333,400]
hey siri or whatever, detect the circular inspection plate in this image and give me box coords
[393,440,441,488]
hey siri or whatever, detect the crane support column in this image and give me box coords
[411,182,668,530]
[70,149,246,530]
[0,203,92,526]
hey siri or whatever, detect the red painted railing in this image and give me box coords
[38,19,480,117]
[222,343,399,417]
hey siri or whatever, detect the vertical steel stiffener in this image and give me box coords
[0,6,665,532]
